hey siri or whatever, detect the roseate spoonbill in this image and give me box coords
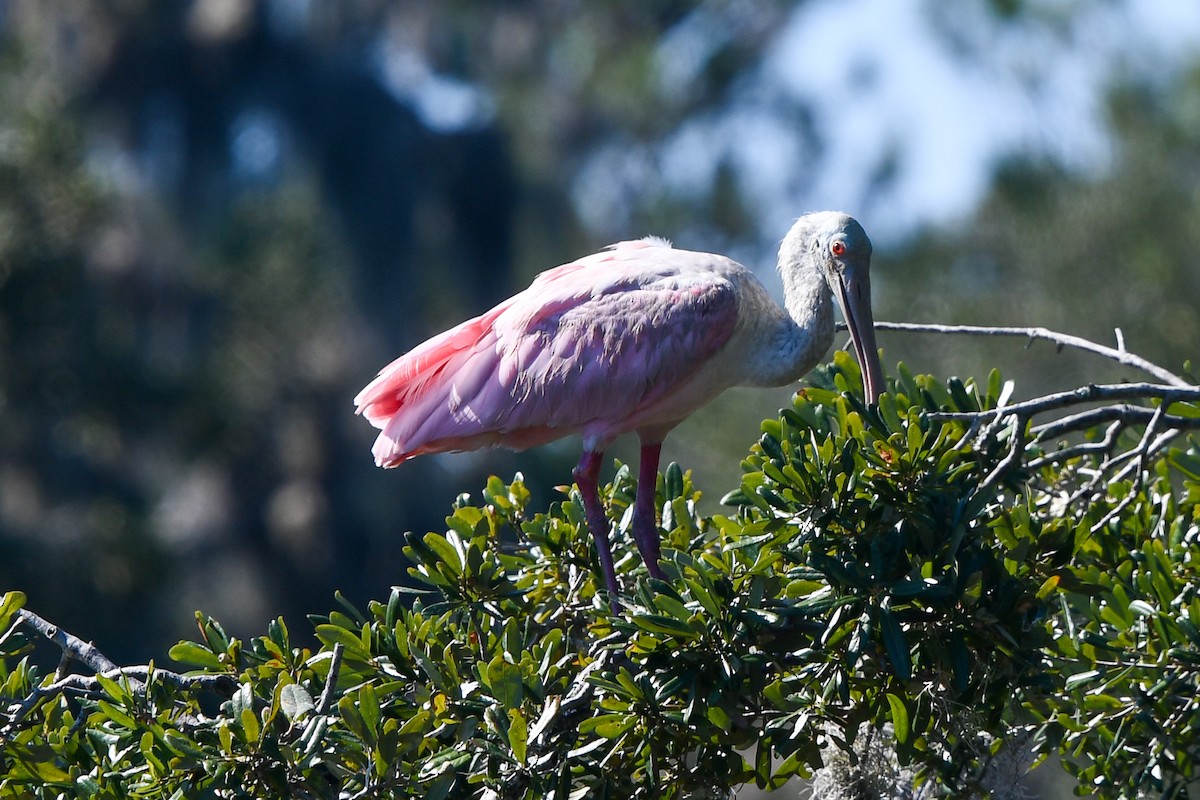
[355,211,883,605]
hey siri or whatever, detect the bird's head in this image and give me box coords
[781,212,885,402]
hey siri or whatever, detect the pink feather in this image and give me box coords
[354,239,740,467]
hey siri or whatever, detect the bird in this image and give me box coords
[355,211,884,607]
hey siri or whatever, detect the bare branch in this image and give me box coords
[976,415,1026,494]
[316,642,344,716]
[1089,429,1180,534]
[17,608,119,674]
[1032,406,1200,442]
[1134,403,1169,487]
[847,320,1195,388]
[54,650,73,683]
[3,607,243,745]
[858,324,1198,525]
[925,383,1200,425]
[3,665,236,741]
[1026,421,1123,469]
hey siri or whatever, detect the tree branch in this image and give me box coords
[842,320,1194,387]
[846,324,1200,516]
[1031,406,1200,442]
[1026,421,1123,469]
[16,608,119,674]
[3,665,237,741]
[3,608,240,745]
[316,642,344,716]
[925,383,1200,425]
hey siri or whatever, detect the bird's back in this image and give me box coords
[355,238,753,466]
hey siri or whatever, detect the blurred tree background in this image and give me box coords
[0,0,1197,722]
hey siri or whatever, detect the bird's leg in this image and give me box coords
[634,442,667,581]
[573,450,622,609]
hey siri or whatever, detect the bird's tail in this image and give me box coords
[354,309,503,466]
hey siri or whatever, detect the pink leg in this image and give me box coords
[634,442,667,581]
[573,450,621,608]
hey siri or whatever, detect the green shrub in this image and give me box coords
[3,353,1199,798]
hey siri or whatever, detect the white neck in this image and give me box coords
[743,251,835,387]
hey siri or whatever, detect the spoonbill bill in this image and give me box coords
[355,212,884,605]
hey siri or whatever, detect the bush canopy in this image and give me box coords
[3,351,1200,798]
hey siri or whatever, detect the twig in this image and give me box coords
[4,608,240,744]
[926,385,1198,496]
[852,321,1194,388]
[926,383,1200,425]
[17,608,119,674]
[951,415,985,453]
[856,324,1199,528]
[54,650,73,683]
[315,642,344,716]
[1026,421,1123,469]
[1133,403,1168,488]
[1089,430,1180,535]
[3,666,236,740]
[976,415,1026,494]
[1032,406,1200,442]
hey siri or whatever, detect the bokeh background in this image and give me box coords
[1,3,1198,791]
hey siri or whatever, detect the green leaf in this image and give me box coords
[906,416,926,455]
[163,729,204,758]
[314,623,371,661]
[632,614,698,639]
[706,704,733,732]
[896,361,920,401]
[334,589,368,625]
[280,683,315,721]
[771,746,813,785]
[986,368,1003,406]
[508,708,528,764]
[97,700,137,729]
[168,641,223,670]
[423,532,463,576]
[486,655,524,709]
[339,694,368,742]
[886,693,910,744]
[1169,447,1200,480]
[873,389,896,431]
[665,461,684,500]
[95,671,133,705]
[358,683,380,736]
[1035,575,1060,600]
[948,377,976,411]
[28,759,71,784]
[1065,670,1102,690]
[584,713,637,739]
[0,591,25,632]
[653,594,692,623]
[397,708,431,739]
[240,706,261,743]
[423,765,457,800]
[879,607,912,681]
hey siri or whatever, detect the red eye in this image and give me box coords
[831,240,847,257]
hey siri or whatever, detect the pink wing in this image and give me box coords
[354,240,739,466]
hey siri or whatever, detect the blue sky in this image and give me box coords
[569,0,1200,246]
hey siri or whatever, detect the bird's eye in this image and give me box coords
[830,240,847,257]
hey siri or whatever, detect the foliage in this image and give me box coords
[3,354,1199,798]
[4,0,1200,678]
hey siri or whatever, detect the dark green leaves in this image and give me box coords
[5,365,1198,799]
